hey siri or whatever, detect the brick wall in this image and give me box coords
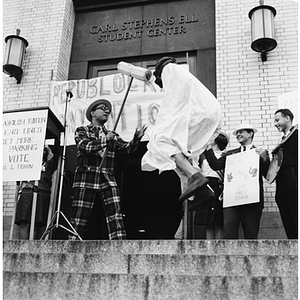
[2,0,298,238]
[215,0,298,213]
[3,0,75,221]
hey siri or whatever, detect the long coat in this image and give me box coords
[73,123,137,190]
[274,127,298,238]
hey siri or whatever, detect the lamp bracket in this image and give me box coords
[261,51,267,62]
[11,74,22,84]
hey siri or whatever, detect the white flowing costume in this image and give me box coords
[142,63,221,172]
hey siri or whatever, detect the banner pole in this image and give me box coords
[9,181,20,240]
[29,180,39,240]
[98,76,134,170]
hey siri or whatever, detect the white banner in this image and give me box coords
[49,73,166,145]
[223,149,260,208]
[3,109,48,181]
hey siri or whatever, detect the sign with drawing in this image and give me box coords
[223,149,260,208]
[3,109,48,181]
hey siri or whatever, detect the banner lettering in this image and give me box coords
[49,74,166,145]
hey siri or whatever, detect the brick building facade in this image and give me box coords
[3,0,298,239]
[215,0,298,238]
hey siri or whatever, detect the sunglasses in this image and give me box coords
[94,105,111,113]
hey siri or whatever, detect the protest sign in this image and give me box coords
[49,73,166,145]
[278,90,298,124]
[3,109,48,181]
[223,149,260,208]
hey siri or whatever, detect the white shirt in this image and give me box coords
[282,129,291,139]
[141,63,221,173]
[241,144,253,151]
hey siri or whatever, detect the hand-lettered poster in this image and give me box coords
[3,109,48,181]
[49,74,166,145]
[50,67,190,145]
[223,149,260,208]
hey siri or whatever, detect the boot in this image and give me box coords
[178,172,209,202]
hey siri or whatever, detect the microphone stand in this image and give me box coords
[40,91,82,240]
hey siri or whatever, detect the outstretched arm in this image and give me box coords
[204,145,227,170]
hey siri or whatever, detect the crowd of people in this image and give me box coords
[15,57,298,241]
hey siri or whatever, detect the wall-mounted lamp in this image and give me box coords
[3,29,28,84]
[248,1,277,62]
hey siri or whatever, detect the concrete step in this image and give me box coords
[4,252,297,277]
[3,240,298,300]
[4,272,297,300]
[3,239,298,255]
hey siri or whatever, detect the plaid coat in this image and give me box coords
[73,124,138,189]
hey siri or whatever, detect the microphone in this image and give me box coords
[66,91,73,98]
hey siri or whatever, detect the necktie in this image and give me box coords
[101,126,109,135]
[97,127,107,158]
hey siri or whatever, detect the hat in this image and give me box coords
[232,123,258,136]
[86,99,112,122]
[214,130,230,151]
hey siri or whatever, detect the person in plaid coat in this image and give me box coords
[70,99,146,240]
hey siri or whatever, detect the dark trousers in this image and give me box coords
[223,203,263,239]
[275,167,298,239]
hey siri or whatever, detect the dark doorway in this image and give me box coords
[55,141,182,240]
[119,142,183,239]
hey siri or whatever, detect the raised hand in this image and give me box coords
[134,125,147,140]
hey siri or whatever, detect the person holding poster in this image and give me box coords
[70,99,146,240]
[204,123,270,239]
[15,145,55,239]
[142,57,221,207]
[272,108,298,239]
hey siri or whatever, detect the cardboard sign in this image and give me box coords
[3,109,48,181]
[223,149,260,208]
